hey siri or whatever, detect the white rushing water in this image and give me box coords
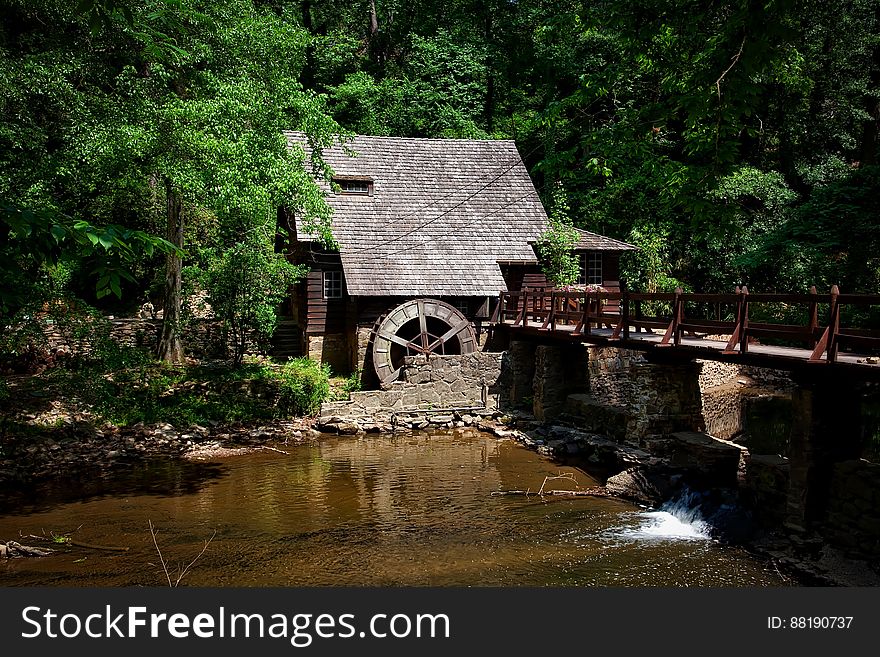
[616,490,713,541]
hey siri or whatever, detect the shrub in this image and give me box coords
[200,236,307,364]
[343,369,363,394]
[276,358,331,416]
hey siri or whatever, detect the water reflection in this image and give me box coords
[0,430,793,587]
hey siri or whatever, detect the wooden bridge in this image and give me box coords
[489,285,880,380]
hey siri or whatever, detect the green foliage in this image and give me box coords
[0,204,178,317]
[329,31,490,138]
[198,235,307,364]
[0,0,341,339]
[276,358,331,417]
[38,359,330,427]
[343,369,363,395]
[756,165,880,293]
[535,184,580,288]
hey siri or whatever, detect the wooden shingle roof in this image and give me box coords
[286,132,633,297]
[572,227,638,251]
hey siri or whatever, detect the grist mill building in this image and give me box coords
[279,132,635,387]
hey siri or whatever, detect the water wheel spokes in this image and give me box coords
[371,298,477,386]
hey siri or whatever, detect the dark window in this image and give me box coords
[450,298,470,316]
[323,271,343,298]
[334,178,373,195]
[578,253,603,285]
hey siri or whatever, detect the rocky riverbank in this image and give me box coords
[3,387,878,586]
[0,417,320,487]
[479,410,880,587]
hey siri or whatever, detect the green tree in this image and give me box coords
[1,0,342,362]
[535,184,579,288]
[201,235,307,364]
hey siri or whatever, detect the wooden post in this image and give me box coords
[542,290,557,331]
[739,285,750,353]
[723,286,743,354]
[622,281,630,341]
[828,285,840,363]
[673,287,684,347]
[584,291,592,335]
[808,285,818,349]
[659,287,682,347]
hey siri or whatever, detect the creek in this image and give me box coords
[0,430,793,586]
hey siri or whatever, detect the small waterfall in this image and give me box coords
[617,488,713,541]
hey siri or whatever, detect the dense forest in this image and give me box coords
[2,0,879,350]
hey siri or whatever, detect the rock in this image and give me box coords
[605,467,678,506]
[643,431,745,488]
[334,422,361,435]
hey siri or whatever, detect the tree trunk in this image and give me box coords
[368,0,379,38]
[300,0,315,89]
[484,8,495,134]
[157,181,185,363]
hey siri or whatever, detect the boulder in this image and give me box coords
[605,466,681,506]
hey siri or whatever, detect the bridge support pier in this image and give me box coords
[627,356,705,442]
[532,344,589,422]
[785,373,865,533]
[507,340,537,408]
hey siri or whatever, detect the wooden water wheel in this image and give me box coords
[371,298,477,386]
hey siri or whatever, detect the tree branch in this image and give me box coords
[715,36,747,101]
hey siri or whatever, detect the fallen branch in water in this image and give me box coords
[539,473,579,495]
[19,530,130,552]
[148,520,217,587]
[259,445,289,455]
[491,487,611,498]
[1,540,55,558]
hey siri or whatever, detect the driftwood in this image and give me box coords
[259,445,289,455]
[492,473,612,498]
[19,532,130,552]
[1,540,55,558]
[491,487,611,498]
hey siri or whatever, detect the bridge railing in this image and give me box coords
[491,285,880,363]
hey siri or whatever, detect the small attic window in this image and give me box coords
[333,177,373,196]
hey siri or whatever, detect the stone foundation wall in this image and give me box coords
[698,360,740,390]
[743,454,791,527]
[507,340,537,408]
[318,352,504,431]
[306,333,351,373]
[586,347,645,407]
[824,459,880,560]
[42,316,255,360]
[532,344,588,421]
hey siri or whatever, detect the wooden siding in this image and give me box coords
[500,264,543,293]
[305,266,347,335]
[602,253,620,284]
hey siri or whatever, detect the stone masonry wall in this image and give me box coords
[306,333,351,374]
[823,459,880,560]
[42,316,252,360]
[532,344,588,422]
[318,352,504,431]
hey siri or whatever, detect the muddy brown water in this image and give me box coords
[0,431,792,587]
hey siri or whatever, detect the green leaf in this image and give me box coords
[50,224,67,243]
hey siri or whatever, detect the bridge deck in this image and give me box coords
[496,321,876,367]
[489,287,880,380]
